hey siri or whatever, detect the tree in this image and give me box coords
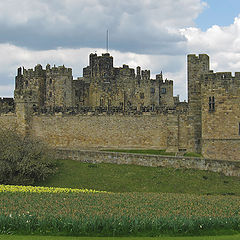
[0,129,58,185]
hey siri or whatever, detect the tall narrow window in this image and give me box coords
[209,97,211,110]
[239,123,240,136]
[209,96,215,112]
[100,98,103,106]
[212,96,215,111]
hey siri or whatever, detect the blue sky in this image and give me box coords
[0,0,240,100]
[196,0,240,30]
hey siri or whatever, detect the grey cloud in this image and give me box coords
[0,0,206,54]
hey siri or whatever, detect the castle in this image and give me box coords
[14,53,180,113]
[0,53,240,161]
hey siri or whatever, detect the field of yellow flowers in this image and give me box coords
[0,184,240,236]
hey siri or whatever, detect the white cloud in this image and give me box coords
[181,16,240,73]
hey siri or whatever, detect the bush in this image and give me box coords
[0,129,58,185]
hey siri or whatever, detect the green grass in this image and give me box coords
[184,152,203,158]
[1,190,240,237]
[36,160,240,195]
[101,149,176,156]
[1,235,240,240]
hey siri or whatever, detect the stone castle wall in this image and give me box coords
[201,72,240,160]
[55,149,240,177]
[29,113,191,151]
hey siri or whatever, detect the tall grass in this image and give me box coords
[1,191,240,236]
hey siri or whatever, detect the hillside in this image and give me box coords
[36,159,240,195]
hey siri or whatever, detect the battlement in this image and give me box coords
[22,65,46,77]
[141,70,150,80]
[202,72,240,84]
[187,54,209,62]
[118,65,135,78]
[0,97,14,105]
[46,64,72,76]
[89,52,113,69]
[160,79,173,85]
[202,71,240,88]
[21,64,72,78]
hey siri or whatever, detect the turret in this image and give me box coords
[187,54,209,103]
[187,54,210,153]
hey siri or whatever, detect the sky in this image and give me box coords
[1,0,240,100]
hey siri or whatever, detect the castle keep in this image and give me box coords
[15,53,178,112]
[1,53,240,161]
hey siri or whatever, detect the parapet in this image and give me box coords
[118,65,135,78]
[187,54,209,62]
[160,79,173,85]
[0,97,14,105]
[141,70,150,80]
[23,65,45,78]
[202,71,240,89]
[89,52,113,69]
[46,65,72,76]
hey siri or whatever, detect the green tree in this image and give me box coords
[0,129,58,185]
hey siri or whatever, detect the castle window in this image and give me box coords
[100,98,103,106]
[239,123,240,136]
[150,88,155,94]
[49,92,52,97]
[140,93,144,99]
[108,99,111,106]
[209,96,215,112]
[151,104,155,111]
[49,79,52,84]
[161,88,166,94]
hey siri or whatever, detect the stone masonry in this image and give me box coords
[0,53,239,161]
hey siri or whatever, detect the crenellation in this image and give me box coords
[141,70,150,80]
[1,52,237,161]
[201,72,240,91]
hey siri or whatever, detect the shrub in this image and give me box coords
[0,129,58,185]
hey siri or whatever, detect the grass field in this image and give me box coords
[2,160,240,238]
[1,187,240,236]
[1,235,240,240]
[36,160,240,195]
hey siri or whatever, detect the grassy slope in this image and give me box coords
[1,235,240,240]
[101,149,203,157]
[36,159,240,195]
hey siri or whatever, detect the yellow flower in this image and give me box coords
[0,184,108,194]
